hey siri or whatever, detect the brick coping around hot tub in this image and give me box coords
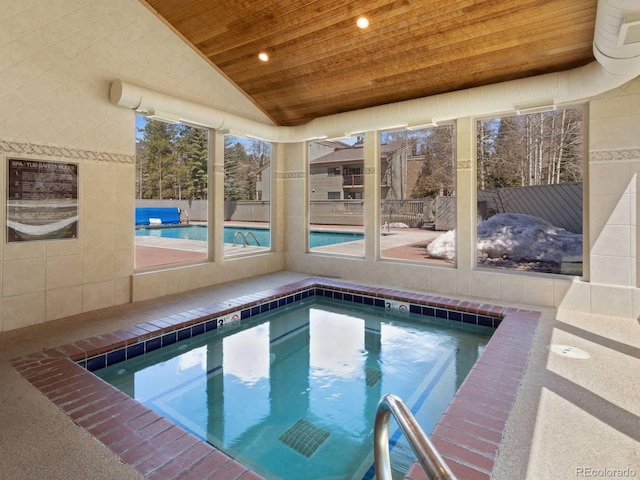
[11,277,540,480]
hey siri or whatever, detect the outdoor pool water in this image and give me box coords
[95,296,492,480]
[309,230,364,248]
[135,225,364,248]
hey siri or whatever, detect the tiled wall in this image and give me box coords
[0,143,136,330]
[283,79,640,319]
[0,0,275,332]
[1,0,640,332]
[586,79,640,316]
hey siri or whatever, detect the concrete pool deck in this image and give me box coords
[1,271,638,479]
[135,225,448,269]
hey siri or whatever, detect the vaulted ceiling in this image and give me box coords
[141,0,597,127]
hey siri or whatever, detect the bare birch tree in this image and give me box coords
[477,107,583,191]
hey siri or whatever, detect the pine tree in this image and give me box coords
[137,119,177,199]
[180,126,208,200]
[136,118,210,200]
[224,139,247,201]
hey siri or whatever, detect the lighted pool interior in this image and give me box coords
[11,277,539,480]
[94,296,493,480]
[135,225,364,248]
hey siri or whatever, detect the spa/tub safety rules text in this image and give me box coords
[7,158,78,242]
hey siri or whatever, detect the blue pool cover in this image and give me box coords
[135,207,180,226]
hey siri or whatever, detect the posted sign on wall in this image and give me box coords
[7,159,78,242]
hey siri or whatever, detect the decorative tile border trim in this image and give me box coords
[275,170,305,178]
[590,148,640,163]
[0,139,135,164]
[11,277,540,480]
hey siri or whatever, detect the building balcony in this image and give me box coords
[342,174,391,187]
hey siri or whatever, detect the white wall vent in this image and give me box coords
[515,101,557,116]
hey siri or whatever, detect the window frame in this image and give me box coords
[473,104,587,278]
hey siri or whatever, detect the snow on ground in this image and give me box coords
[427,213,583,264]
[382,222,409,228]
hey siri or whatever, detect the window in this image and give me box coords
[309,136,364,256]
[343,167,363,188]
[476,107,584,276]
[134,115,209,269]
[380,125,456,264]
[224,135,272,256]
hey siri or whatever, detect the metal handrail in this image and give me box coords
[244,231,260,246]
[232,231,261,247]
[232,231,247,247]
[374,394,458,480]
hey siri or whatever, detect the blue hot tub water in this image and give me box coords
[94,295,492,480]
[135,225,364,249]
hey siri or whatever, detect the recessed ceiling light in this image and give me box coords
[356,16,369,29]
[258,52,269,62]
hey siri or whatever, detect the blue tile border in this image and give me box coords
[81,284,504,373]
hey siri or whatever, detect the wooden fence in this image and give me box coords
[135,198,456,229]
[134,200,270,223]
[478,182,582,233]
[136,183,581,233]
[135,199,207,222]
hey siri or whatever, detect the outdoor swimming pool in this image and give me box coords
[95,295,492,480]
[135,225,364,248]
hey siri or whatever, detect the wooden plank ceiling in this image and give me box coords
[142,0,597,127]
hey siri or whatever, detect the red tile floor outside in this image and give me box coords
[135,245,207,269]
[134,223,452,270]
[11,278,539,480]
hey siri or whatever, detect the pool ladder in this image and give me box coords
[232,231,260,247]
[374,394,458,480]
